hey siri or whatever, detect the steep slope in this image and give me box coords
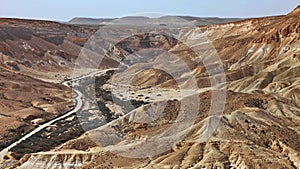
[0,19,95,167]
[0,18,98,82]
[0,66,73,153]
[1,6,300,169]
[54,6,300,169]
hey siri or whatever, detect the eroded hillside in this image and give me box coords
[0,6,300,169]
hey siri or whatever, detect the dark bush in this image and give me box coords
[244,98,265,109]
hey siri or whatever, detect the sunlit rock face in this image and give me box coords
[1,6,300,169]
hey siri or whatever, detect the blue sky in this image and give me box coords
[0,0,299,21]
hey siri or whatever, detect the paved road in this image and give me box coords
[0,72,95,161]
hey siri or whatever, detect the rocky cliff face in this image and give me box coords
[1,6,300,169]
[73,6,300,168]
[0,18,98,82]
[17,151,95,169]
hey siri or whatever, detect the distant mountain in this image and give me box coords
[68,16,242,26]
[68,17,115,25]
[177,16,242,25]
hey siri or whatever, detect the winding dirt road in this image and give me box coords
[0,72,91,161]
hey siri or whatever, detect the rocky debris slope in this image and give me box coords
[2,6,300,169]
[0,18,99,82]
[0,66,73,155]
[63,6,300,169]
[0,19,91,167]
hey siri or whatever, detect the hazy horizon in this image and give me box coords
[0,0,300,22]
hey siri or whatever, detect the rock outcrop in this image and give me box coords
[1,6,300,169]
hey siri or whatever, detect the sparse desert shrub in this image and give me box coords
[244,98,265,109]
